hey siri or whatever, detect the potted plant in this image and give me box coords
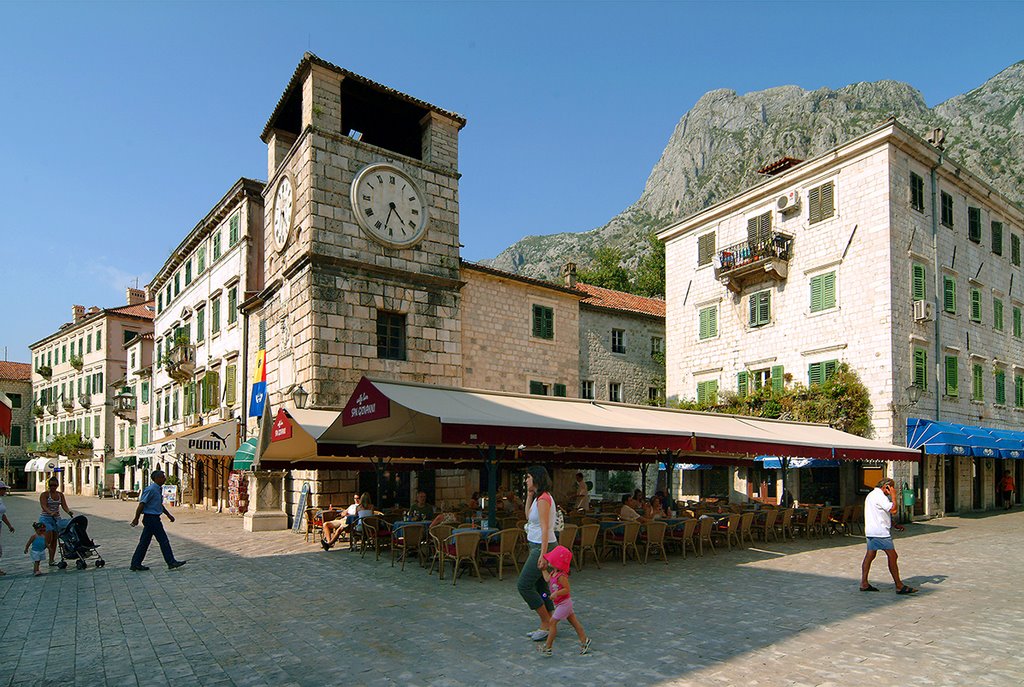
[69,354,83,370]
[36,365,52,379]
[32,405,44,418]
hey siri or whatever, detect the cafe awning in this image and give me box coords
[233,438,258,470]
[105,456,132,474]
[259,377,920,468]
[907,418,1022,458]
[755,457,841,469]
[25,457,58,472]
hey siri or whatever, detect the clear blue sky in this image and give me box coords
[1,1,1021,361]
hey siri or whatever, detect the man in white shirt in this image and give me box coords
[860,478,916,594]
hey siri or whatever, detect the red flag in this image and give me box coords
[0,392,11,439]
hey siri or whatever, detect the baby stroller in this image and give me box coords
[56,515,105,570]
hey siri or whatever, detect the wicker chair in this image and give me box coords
[751,509,778,542]
[480,528,521,581]
[428,525,454,579]
[358,516,392,561]
[816,507,833,537]
[775,508,794,540]
[669,519,699,558]
[738,512,755,547]
[795,508,819,539]
[391,523,425,570]
[557,524,579,549]
[574,523,601,570]
[640,521,669,565]
[602,521,641,565]
[850,504,865,535]
[711,514,741,551]
[442,531,483,585]
[696,517,716,556]
[303,507,325,543]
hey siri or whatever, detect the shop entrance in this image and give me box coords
[944,457,957,513]
[799,467,840,505]
[972,458,983,510]
[359,468,411,509]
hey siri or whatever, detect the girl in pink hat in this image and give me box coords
[538,544,590,656]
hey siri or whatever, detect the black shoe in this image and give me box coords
[321,538,332,551]
[168,560,187,570]
[129,565,150,572]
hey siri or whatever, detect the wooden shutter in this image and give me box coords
[1012,234,1021,266]
[808,186,820,224]
[709,307,717,338]
[822,273,836,310]
[943,277,956,313]
[529,381,546,395]
[819,182,834,221]
[1015,307,1022,338]
[972,364,983,401]
[808,362,822,386]
[912,264,926,301]
[748,294,758,327]
[771,365,785,394]
[737,371,748,397]
[553,383,566,397]
[810,276,823,312]
[945,356,958,397]
[992,221,1003,255]
[823,360,838,382]
[996,370,1006,405]
[994,299,1004,331]
[968,208,981,243]
[698,232,716,266]
[747,216,759,245]
[913,349,927,391]
[1016,375,1024,408]
[970,289,982,322]
[225,365,237,406]
[757,292,770,325]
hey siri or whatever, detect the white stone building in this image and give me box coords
[658,119,1024,515]
[145,177,265,509]
[28,291,155,495]
[111,332,153,494]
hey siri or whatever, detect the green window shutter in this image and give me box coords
[553,383,566,397]
[544,308,554,339]
[820,182,834,221]
[737,371,748,397]
[697,381,718,404]
[911,264,926,301]
[709,306,717,337]
[532,305,542,337]
[1014,307,1022,339]
[970,289,982,322]
[197,309,206,340]
[945,356,959,397]
[758,292,770,325]
[913,348,928,391]
[748,294,758,327]
[968,208,981,243]
[808,362,822,386]
[225,365,237,406]
[810,276,823,312]
[943,277,956,313]
[697,232,716,266]
[808,186,821,224]
[529,381,546,395]
[824,360,838,382]
[1012,234,1021,266]
[822,272,836,310]
[699,306,717,339]
[996,370,1006,405]
[228,288,237,324]
[230,213,240,246]
[992,221,1003,255]
[699,309,708,339]
[994,298,1004,331]
[532,305,554,339]
[1016,375,1024,408]
[708,380,717,404]
[771,365,785,393]
[697,381,706,404]
[972,363,984,402]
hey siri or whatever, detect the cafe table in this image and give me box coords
[391,520,434,537]
[453,526,499,539]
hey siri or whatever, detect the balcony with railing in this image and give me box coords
[113,388,137,420]
[164,342,196,383]
[713,232,794,293]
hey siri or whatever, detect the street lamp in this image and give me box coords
[906,384,923,406]
[291,384,309,409]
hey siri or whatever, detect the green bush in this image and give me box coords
[607,470,636,494]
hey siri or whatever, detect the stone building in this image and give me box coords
[658,119,1024,515]
[110,332,153,494]
[142,177,264,509]
[0,361,32,488]
[28,290,155,495]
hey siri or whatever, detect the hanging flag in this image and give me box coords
[248,350,267,418]
[0,391,11,438]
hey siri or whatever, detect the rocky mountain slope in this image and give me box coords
[486,62,1024,281]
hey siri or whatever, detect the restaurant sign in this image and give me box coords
[342,377,390,426]
[271,409,293,442]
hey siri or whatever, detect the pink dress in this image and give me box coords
[548,570,574,621]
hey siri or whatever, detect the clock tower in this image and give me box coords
[256,53,467,409]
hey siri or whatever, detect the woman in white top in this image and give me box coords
[0,481,14,575]
[517,466,556,642]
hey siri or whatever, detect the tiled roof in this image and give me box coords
[0,361,32,381]
[461,260,582,297]
[106,301,156,320]
[574,282,666,318]
[757,156,804,176]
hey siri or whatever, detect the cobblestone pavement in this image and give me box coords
[0,492,1022,687]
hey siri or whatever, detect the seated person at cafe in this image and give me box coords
[619,495,645,522]
[645,495,667,520]
[469,492,481,510]
[430,504,459,528]
[407,489,435,521]
[500,490,523,514]
[322,494,361,550]
[352,492,375,534]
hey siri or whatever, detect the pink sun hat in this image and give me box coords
[543,545,573,572]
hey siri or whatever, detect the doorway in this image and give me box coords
[972,458,983,510]
[944,457,957,513]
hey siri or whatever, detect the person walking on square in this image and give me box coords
[130,470,186,571]
[1000,470,1015,510]
[537,545,590,657]
[860,478,915,594]
[518,466,556,642]
[24,522,48,576]
[39,477,73,567]
[0,481,14,575]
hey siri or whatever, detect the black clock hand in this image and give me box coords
[383,206,394,228]
[389,202,405,224]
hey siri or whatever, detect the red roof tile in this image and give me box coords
[574,283,665,318]
[106,301,156,320]
[0,361,32,381]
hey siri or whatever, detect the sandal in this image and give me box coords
[896,585,918,595]
[859,584,879,592]
[580,638,591,655]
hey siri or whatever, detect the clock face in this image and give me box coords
[351,164,428,248]
[273,175,294,252]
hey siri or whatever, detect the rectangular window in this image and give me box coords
[155,340,162,366]
[84,416,90,438]
[611,329,625,354]
[1016,374,1024,409]
[213,232,222,261]
[172,389,179,421]
[157,293,163,313]
[203,371,220,412]
[211,298,221,335]
[1012,234,1021,266]
[9,426,20,446]
[228,287,238,325]
[968,207,982,243]
[808,359,838,386]
[608,383,622,402]
[95,331,101,349]
[910,172,925,212]
[648,387,660,404]
[913,348,928,392]
[911,263,926,301]
[994,297,1004,331]
[749,290,770,327]
[198,246,206,272]
[119,426,125,451]
[810,272,837,313]
[376,311,406,360]
[553,383,566,398]
[945,355,959,397]
[992,221,1003,255]
[185,260,192,285]
[941,192,953,227]
[746,211,772,245]
[970,289,982,323]
[1014,307,1022,339]
[141,423,149,446]
[581,380,594,399]
[174,272,181,297]
[995,369,1006,405]
[196,308,205,342]
[8,393,21,409]
[141,381,150,403]
[972,363,984,402]
[650,336,663,358]
[62,345,66,363]
[770,365,785,394]
[698,305,718,340]
[166,284,172,306]
[737,370,748,397]
[808,181,835,224]
[943,276,956,314]
[229,213,240,246]
[696,380,718,404]
[128,425,135,449]
[225,365,237,406]
[697,232,716,266]
[185,381,196,415]
[529,381,548,396]
[531,304,554,340]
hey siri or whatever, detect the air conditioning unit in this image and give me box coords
[776,190,800,213]
[183,414,199,428]
[913,300,935,322]
[219,407,232,421]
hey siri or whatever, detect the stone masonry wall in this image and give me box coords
[579,307,665,404]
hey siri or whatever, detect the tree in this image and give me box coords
[633,231,666,298]
[577,247,631,292]
[45,433,92,456]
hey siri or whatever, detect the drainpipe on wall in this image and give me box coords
[928,130,946,517]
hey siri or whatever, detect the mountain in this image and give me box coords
[485,61,1024,282]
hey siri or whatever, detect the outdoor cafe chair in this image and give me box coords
[696,517,716,556]
[833,505,854,535]
[751,509,778,542]
[442,531,483,585]
[668,519,698,558]
[602,521,641,565]
[428,525,454,580]
[574,523,601,570]
[816,506,834,536]
[303,507,326,543]
[359,517,392,561]
[738,512,755,548]
[639,521,669,565]
[558,523,579,549]
[391,523,425,571]
[480,528,521,581]
[795,508,819,539]
[850,504,864,534]
[711,514,740,552]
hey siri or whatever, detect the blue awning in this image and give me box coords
[676,463,713,471]
[907,418,1021,458]
[755,456,841,469]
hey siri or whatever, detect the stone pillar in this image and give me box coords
[243,470,289,532]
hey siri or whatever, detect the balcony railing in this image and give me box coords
[714,232,794,293]
[164,343,196,383]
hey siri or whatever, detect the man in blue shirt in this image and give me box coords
[130,470,186,571]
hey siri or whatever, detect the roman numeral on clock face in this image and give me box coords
[365,208,374,216]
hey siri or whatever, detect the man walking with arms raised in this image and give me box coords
[130,470,187,571]
[860,478,915,594]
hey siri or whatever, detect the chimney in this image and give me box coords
[72,305,85,323]
[126,288,146,305]
[562,262,577,288]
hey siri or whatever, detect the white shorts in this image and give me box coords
[30,550,46,562]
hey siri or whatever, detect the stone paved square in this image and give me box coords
[0,492,1021,686]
